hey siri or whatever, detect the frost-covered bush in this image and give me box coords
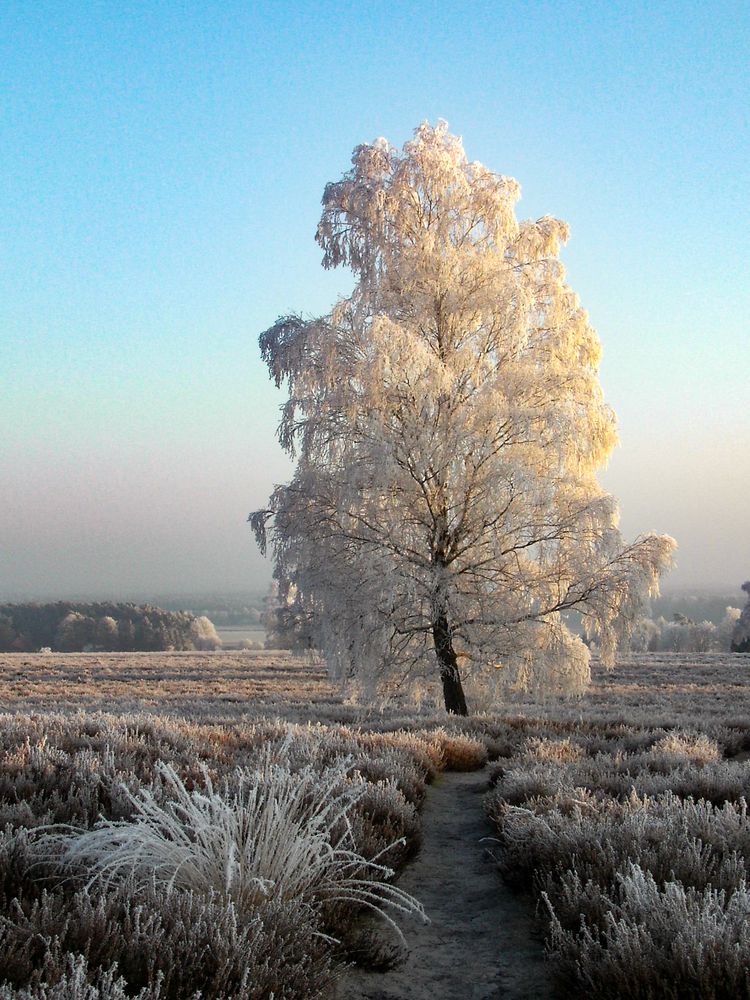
[493,790,750,900]
[485,720,750,996]
[427,729,488,771]
[487,742,750,812]
[351,752,428,809]
[521,736,584,764]
[348,778,422,871]
[0,884,332,1000]
[49,752,424,936]
[650,730,721,765]
[0,955,155,1000]
[546,864,750,1000]
[360,730,444,780]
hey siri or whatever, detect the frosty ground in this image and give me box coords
[1,650,750,999]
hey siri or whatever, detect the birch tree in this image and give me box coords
[251,121,676,714]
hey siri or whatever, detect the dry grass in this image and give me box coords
[511,651,750,730]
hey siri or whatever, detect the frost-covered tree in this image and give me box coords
[54,611,96,652]
[251,121,676,714]
[189,615,222,651]
[731,583,750,653]
[94,615,119,650]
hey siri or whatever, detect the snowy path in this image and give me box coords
[338,767,557,1000]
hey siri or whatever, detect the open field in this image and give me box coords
[1,650,750,999]
[0,651,339,721]
[511,651,750,729]
[2,650,749,728]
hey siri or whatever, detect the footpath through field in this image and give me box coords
[339,767,556,1000]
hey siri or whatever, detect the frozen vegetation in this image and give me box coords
[252,121,674,714]
[0,649,749,997]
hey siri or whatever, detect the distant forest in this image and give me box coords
[0,602,221,653]
[650,591,745,625]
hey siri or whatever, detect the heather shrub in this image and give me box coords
[515,793,750,918]
[0,826,40,903]
[350,753,428,808]
[629,759,750,805]
[487,743,750,810]
[486,761,568,809]
[485,716,750,997]
[521,737,584,764]
[0,883,333,1000]
[358,730,443,780]
[348,778,422,871]
[0,955,157,1000]
[0,739,132,829]
[650,731,721,765]
[546,864,750,999]
[0,717,230,828]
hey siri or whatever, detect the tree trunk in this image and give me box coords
[432,612,468,715]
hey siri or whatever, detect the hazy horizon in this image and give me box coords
[2,3,747,599]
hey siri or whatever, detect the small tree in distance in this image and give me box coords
[251,121,676,714]
[731,583,750,653]
[189,615,223,651]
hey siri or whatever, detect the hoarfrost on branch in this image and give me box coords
[251,121,676,714]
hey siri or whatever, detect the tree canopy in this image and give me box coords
[252,121,676,713]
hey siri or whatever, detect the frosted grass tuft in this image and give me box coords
[45,746,426,940]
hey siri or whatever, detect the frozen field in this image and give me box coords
[1,650,750,999]
[1,649,749,727]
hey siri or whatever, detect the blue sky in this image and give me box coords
[1,1,748,597]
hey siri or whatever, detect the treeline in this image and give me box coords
[629,609,740,654]
[0,603,221,653]
[629,584,750,654]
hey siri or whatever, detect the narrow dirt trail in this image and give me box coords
[339,767,557,1000]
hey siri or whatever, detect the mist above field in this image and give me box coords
[0,393,745,600]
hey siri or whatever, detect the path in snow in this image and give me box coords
[338,767,558,1000]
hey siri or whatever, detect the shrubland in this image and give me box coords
[0,713,453,998]
[1,649,749,997]
[484,692,750,998]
